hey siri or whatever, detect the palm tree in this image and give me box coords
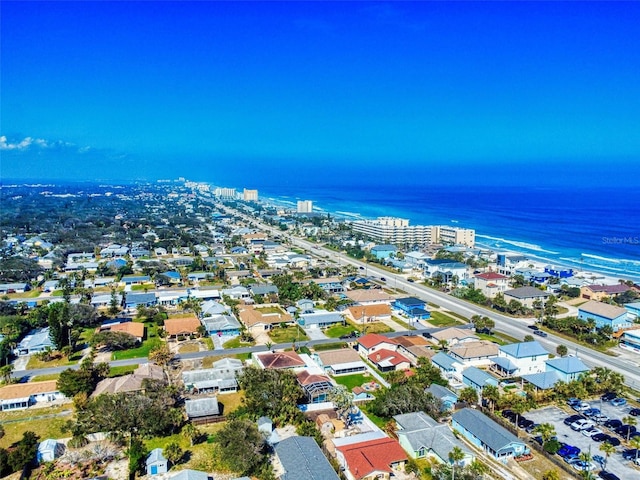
[533,423,556,445]
[449,446,465,480]
[630,436,640,463]
[181,422,201,447]
[599,441,616,471]
[483,385,500,412]
[0,364,14,384]
[622,415,637,442]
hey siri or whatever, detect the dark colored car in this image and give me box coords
[565,414,585,426]
[629,408,640,416]
[622,448,639,460]
[604,419,622,429]
[379,277,386,282]
[601,392,617,402]
[558,445,580,457]
[534,329,548,337]
[615,424,636,437]
[407,278,415,282]
[519,419,534,429]
[339,331,359,340]
[598,471,621,480]
[585,408,601,417]
[592,433,609,442]
[527,325,539,330]
[605,437,621,447]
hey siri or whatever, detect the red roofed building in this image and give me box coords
[296,370,334,403]
[356,333,398,356]
[367,348,411,373]
[336,437,407,480]
[474,272,508,298]
[253,350,305,370]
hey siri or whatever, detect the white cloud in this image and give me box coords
[0,135,76,151]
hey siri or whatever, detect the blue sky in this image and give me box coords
[2,1,640,184]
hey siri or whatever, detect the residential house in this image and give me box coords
[452,408,530,461]
[423,259,469,283]
[296,370,334,404]
[100,321,145,343]
[496,254,530,277]
[249,284,279,301]
[146,448,169,476]
[462,366,499,392]
[201,300,228,317]
[620,329,640,353]
[521,371,564,391]
[0,380,66,411]
[253,351,306,370]
[238,304,293,335]
[393,335,435,365]
[544,265,574,278]
[182,358,244,394]
[14,327,54,356]
[335,437,407,480]
[493,341,549,377]
[356,333,398,357]
[429,327,478,348]
[296,298,315,314]
[274,436,340,480]
[346,304,392,324]
[164,317,202,339]
[544,357,590,383]
[121,275,151,286]
[345,289,393,305]
[473,272,508,299]
[313,277,346,295]
[394,411,473,465]
[393,297,430,320]
[299,310,345,329]
[221,285,251,300]
[201,314,241,337]
[124,292,157,310]
[370,244,398,260]
[185,396,220,420]
[580,284,632,301]
[170,470,213,480]
[425,384,458,412]
[578,300,633,331]
[368,349,411,373]
[37,439,65,463]
[0,282,30,294]
[92,363,166,397]
[158,271,182,284]
[503,287,551,309]
[404,251,429,268]
[313,349,367,376]
[431,352,463,380]
[448,341,499,367]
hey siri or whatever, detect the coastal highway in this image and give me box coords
[223,203,640,391]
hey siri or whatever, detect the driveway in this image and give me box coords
[304,327,328,341]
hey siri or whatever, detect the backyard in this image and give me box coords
[111,321,162,360]
[332,373,371,391]
[267,325,309,344]
[324,324,356,339]
[0,405,72,449]
[427,311,465,327]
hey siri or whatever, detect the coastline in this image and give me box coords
[258,191,640,283]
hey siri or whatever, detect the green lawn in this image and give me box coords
[332,373,371,390]
[108,365,138,377]
[130,284,154,291]
[357,322,393,334]
[268,326,309,343]
[112,321,162,360]
[324,324,355,339]
[313,342,347,351]
[27,354,77,369]
[255,306,284,314]
[427,311,464,327]
[222,337,254,349]
[476,333,507,345]
[30,373,61,382]
[0,405,72,449]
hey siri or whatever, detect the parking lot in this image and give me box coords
[525,403,640,479]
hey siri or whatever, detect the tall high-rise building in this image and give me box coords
[297,200,313,213]
[351,217,475,247]
[214,187,236,199]
[243,189,258,202]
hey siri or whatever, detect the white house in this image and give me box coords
[492,341,549,377]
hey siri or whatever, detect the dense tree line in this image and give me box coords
[0,431,39,477]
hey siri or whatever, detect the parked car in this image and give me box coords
[582,426,604,437]
[592,455,605,467]
[572,461,596,472]
[571,419,594,431]
[601,392,617,402]
[339,331,359,339]
[611,397,627,407]
[534,329,548,337]
[565,414,585,426]
[592,433,609,442]
[525,423,539,434]
[614,424,636,437]
[567,398,582,407]
[604,419,622,429]
[605,436,621,447]
[564,454,581,464]
[593,414,610,424]
[573,402,591,412]
[598,471,621,480]
[622,448,639,460]
[585,408,601,417]
[557,445,580,457]
[629,408,640,416]
[518,418,534,429]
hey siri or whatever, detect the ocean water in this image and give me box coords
[256,183,640,280]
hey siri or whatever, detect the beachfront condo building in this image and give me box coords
[214,187,236,199]
[243,189,258,202]
[297,200,313,213]
[351,217,475,247]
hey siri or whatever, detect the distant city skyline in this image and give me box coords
[2,1,640,185]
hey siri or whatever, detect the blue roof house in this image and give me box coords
[274,436,340,480]
[371,244,397,260]
[544,357,589,383]
[426,384,458,412]
[462,366,499,392]
[578,300,633,332]
[298,311,345,329]
[624,302,640,320]
[146,448,169,476]
[14,327,54,356]
[393,297,430,320]
[494,341,549,376]
[452,408,529,461]
[431,352,463,381]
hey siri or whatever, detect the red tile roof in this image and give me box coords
[475,272,507,280]
[368,348,410,366]
[357,333,397,350]
[337,437,407,480]
[255,351,305,369]
[586,284,631,294]
[296,370,332,386]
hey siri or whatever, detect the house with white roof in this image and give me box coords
[14,327,54,356]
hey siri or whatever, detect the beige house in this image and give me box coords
[346,304,392,324]
[474,272,508,298]
[504,286,551,309]
[345,289,393,305]
[448,340,499,367]
[238,304,293,335]
[430,327,479,347]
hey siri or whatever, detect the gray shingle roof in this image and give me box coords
[499,341,548,359]
[462,366,498,387]
[170,470,210,480]
[274,436,340,480]
[431,352,459,370]
[504,286,551,299]
[426,384,458,401]
[452,408,525,453]
[184,397,220,418]
[545,357,589,374]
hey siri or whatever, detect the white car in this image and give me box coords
[573,402,591,411]
[572,461,596,472]
[571,419,594,431]
[581,426,603,437]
